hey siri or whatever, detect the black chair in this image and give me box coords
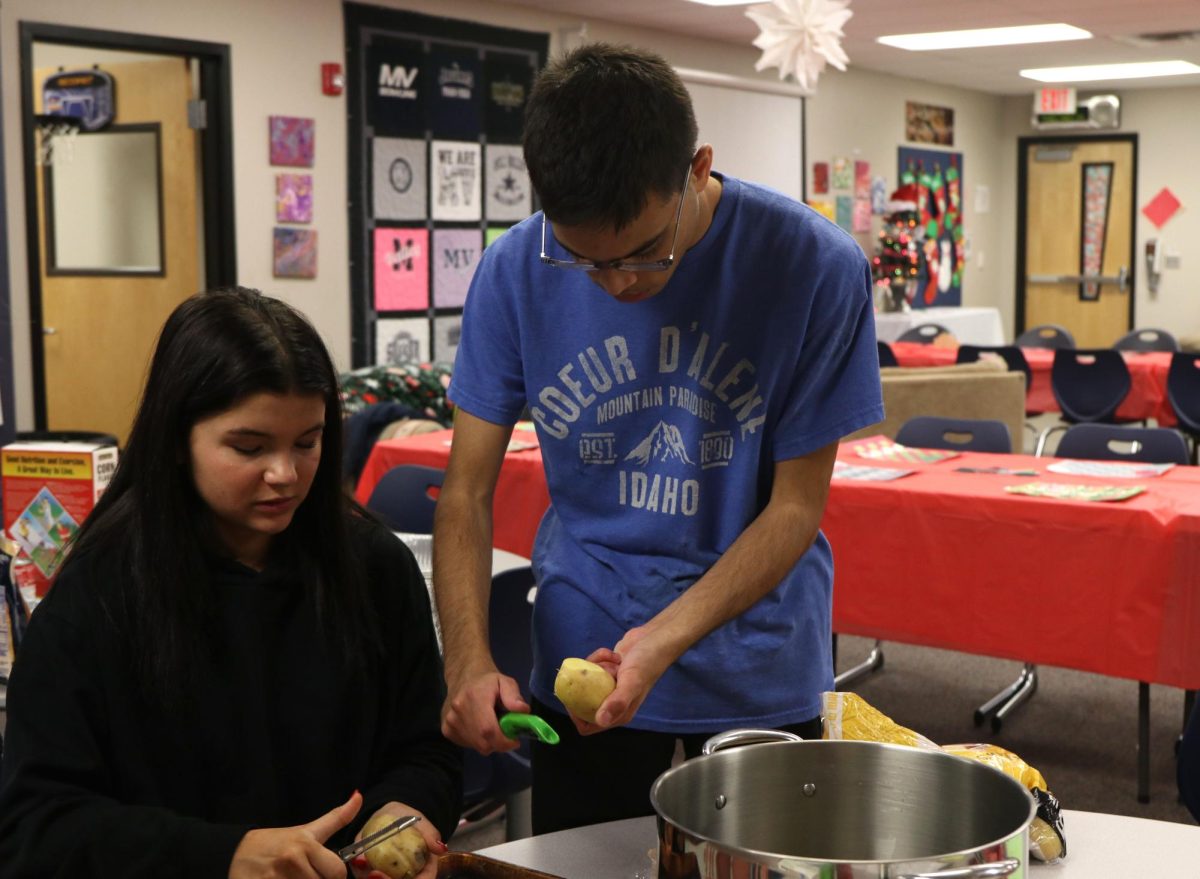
[1168,352,1200,464]
[955,345,1032,391]
[1034,349,1132,456]
[1055,423,1190,465]
[1113,327,1179,352]
[895,416,1012,453]
[365,464,445,533]
[877,340,899,368]
[461,565,538,839]
[895,323,951,344]
[957,345,1037,447]
[1015,323,1075,349]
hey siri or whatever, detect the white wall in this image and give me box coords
[805,65,1010,333]
[9,0,1191,431]
[998,88,1200,344]
[1,0,350,431]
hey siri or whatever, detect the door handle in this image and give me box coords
[1028,269,1130,292]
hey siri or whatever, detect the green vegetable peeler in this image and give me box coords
[499,712,560,745]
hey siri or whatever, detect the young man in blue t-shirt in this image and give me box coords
[434,42,883,833]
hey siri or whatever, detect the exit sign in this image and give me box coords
[1036,88,1077,114]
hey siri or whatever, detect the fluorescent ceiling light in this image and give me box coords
[1021,59,1200,82]
[877,23,1091,51]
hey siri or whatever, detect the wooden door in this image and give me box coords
[1022,139,1134,349]
[35,59,199,443]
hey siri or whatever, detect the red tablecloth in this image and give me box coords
[827,438,1200,688]
[889,342,1175,425]
[355,428,548,558]
[357,429,1200,688]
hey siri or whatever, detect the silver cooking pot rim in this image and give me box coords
[649,729,1037,872]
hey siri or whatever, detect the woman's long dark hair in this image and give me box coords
[63,287,381,702]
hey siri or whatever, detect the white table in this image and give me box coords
[476,810,1200,877]
[874,306,1006,346]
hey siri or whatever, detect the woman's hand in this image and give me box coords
[229,790,361,879]
[348,802,448,879]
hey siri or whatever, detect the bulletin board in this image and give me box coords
[345,3,548,369]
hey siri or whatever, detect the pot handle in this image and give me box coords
[894,860,1022,879]
[701,728,804,756]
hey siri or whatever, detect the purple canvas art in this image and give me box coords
[269,116,315,167]
[276,174,313,223]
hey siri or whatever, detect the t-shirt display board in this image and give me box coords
[346,3,547,368]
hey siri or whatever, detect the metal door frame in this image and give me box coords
[19,22,237,428]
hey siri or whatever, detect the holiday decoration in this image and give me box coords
[872,184,920,313]
[745,0,852,94]
[897,147,965,307]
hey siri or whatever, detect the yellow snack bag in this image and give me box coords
[822,692,1066,863]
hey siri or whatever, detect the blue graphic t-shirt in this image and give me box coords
[449,174,883,732]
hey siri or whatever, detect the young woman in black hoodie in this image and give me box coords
[0,287,461,879]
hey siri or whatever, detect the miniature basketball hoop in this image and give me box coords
[33,114,81,167]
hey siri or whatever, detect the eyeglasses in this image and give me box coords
[540,163,692,273]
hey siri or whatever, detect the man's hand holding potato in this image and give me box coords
[559,625,677,735]
[441,660,529,754]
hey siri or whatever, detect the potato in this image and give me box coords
[553,657,616,723]
[360,813,428,879]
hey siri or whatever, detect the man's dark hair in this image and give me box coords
[523,43,698,231]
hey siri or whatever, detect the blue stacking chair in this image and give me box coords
[1113,327,1179,352]
[895,416,1012,453]
[365,464,445,533]
[1055,423,1189,465]
[877,340,899,368]
[1034,349,1132,456]
[1015,323,1075,349]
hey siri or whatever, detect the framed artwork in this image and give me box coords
[905,101,954,146]
[269,116,315,167]
[433,313,464,365]
[373,227,429,311]
[432,228,482,309]
[485,144,532,221]
[430,140,482,221]
[275,174,312,223]
[373,137,427,220]
[375,316,431,367]
[273,228,317,278]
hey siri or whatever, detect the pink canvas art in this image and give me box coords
[269,116,315,167]
[374,228,429,311]
[276,174,312,223]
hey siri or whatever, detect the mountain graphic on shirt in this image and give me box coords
[623,421,694,466]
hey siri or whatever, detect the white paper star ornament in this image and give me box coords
[745,0,853,94]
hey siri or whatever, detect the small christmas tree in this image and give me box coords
[872,184,921,312]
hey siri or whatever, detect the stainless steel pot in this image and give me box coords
[650,729,1036,879]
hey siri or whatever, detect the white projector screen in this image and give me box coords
[677,68,805,201]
